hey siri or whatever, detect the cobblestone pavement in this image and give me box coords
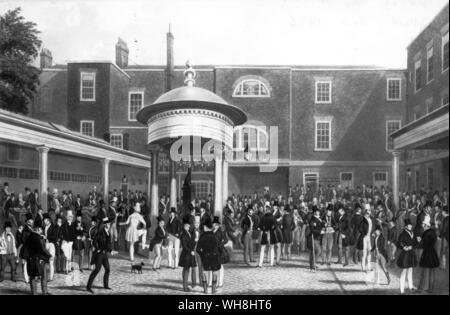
[1,248,448,295]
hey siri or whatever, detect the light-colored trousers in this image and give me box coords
[45,242,55,280]
[61,241,73,272]
[167,234,180,268]
[259,244,275,267]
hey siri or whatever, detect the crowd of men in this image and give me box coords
[0,180,449,295]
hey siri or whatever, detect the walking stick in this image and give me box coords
[312,233,316,271]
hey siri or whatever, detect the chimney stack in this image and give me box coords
[40,48,52,69]
[166,24,174,91]
[115,38,129,68]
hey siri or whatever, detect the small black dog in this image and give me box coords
[131,262,145,274]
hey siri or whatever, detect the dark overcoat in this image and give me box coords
[178,230,197,268]
[396,229,418,269]
[196,231,221,271]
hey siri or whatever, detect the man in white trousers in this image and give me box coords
[166,208,181,269]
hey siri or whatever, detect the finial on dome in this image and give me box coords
[184,60,196,87]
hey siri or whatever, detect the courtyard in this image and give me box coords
[1,249,448,295]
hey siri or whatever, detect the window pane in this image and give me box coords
[233,80,269,97]
[415,61,422,91]
[81,121,94,137]
[316,82,331,103]
[81,72,95,100]
[316,122,330,150]
[388,79,401,100]
[129,93,143,120]
[443,32,449,72]
[7,144,21,161]
[386,121,401,150]
[427,47,434,82]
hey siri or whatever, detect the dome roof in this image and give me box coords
[136,85,247,126]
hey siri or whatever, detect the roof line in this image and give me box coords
[406,3,449,50]
[66,60,131,79]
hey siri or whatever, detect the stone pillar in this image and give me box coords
[392,151,400,212]
[150,150,159,218]
[102,158,111,204]
[222,160,229,206]
[147,168,152,207]
[169,160,177,209]
[214,156,223,220]
[37,146,50,212]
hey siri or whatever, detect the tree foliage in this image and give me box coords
[0,7,42,114]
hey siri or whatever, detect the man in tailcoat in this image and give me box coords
[241,207,255,265]
[336,207,354,266]
[86,218,116,294]
[308,209,324,272]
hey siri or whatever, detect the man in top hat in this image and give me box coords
[42,213,56,281]
[336,206,353,266]
[241,207,255,265]
[196,216,221,294]
[20,212,35,283]
[0,221,17,282]
[61,210,75,274]
[166,207,182,269]
[24,225,52,295]
[108,197,119,250]
[308,208,324,272]
[74,194,83,213]
[86,217,117,294]
[351,204,363,264]
[321,204,336,265]
[358,205,374,272]
[34,207,44,230]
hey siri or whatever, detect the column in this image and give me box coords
[169,160,177,209]
[102,158,111,204]
[214,156,223,220]
[37,146,50,212]
[147,168,152,208]
[222,160,229,206]
[150,150,159,218]
[392,150,400,213]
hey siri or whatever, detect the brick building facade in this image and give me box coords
[8,19,436,199]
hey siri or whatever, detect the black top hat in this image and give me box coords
[182,215,191,225]
[170,207,177,213]
[285,205,291,212]
[91,216,98,222]
[326,204,334,211]
[273,201,279,206]
[3,221,12,229]
[203,216,213,229]
[404,218,412,226]
[76,211,82,217]
[213,216,221,225]
[312,205,319,213]
[157,216,165,222]
[425,200,433,208]
[25,213,33,221]
[354,203,362,211]
[443,206,449,213]
[377,200,383,207]
[43,213,51,220]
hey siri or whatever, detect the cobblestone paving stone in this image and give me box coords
[0,249,448,295]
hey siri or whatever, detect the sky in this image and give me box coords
[1,0,448,68]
